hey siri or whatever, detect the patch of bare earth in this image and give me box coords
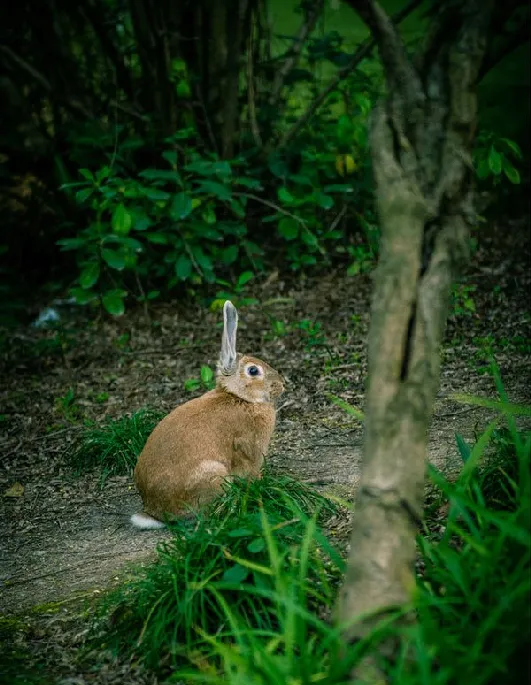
[0,219,529,683]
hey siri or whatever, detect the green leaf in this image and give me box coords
[501,138,523,159]
[301,229,318,247]
[323,184,353,193]
[75,188,93,203]
[170,192,193,220]
[222,564,249,584]
[147,290,160,300]
[102,235,143,251]
[145,232,169,245]
[102,248,126,270]
[162,150,178,166]
[200,365,214,384]
[234,177,263,190]
[237,271,254,287]
[133,213,152,231]
[487,146,502,175]
[229,199,245,218]
[221,245,239,265]
[139,168,181,183]
[202,206,217,225]
[450,394,531,417]
[326,393,365,421]
[314,192,334,210]
[476,158,490,180]
[140,187,171,201]
[112,204,132,235]
[102,290,126,316]
[79,262,100,289]
[247,538,265,553]
[70,287,97,305]
[175,253,192,280]
[278,217,299,240]
[288,174,313,186]
[278,187,295,205]
[347,261,361,276]
[122,186,138,199]
[268,153,289,179]
[192,247,214,273]
[193,224,222,241]
[96,166,111,183]
[503,162,521,185]
[455,432,472,463]
[176,80,191,98]
[217,221,247,237]
[185,160,232,178]
[79,168,94,182]
[196,180,232,201]
[56,237,88,251]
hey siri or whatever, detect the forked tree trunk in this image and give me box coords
[336,0,494,678]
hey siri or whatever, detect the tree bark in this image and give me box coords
[336,0,494,679]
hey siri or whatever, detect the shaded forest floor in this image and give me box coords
[1,218,530,683]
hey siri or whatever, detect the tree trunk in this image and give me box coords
[177,0,255,158]
[336,0,494,678]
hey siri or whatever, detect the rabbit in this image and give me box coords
[131,300,285,529]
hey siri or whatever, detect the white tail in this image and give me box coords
[130,512,166,530]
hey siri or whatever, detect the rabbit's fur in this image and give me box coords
[131,301,284,529]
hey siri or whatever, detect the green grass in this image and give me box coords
[408,422,530,685]
[209,471,339,524]
[90,476,343,673]
[86,368,530,684]
[69,408,163,485]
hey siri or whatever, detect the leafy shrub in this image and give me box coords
[52,48,384,316]
[474,130,523,186]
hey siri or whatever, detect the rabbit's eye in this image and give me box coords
[247,365,260,377]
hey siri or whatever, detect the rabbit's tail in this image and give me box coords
[131,512,166,530]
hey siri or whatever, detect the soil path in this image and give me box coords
[1,222,530,617]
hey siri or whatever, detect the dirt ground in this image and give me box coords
[1,219,530,682]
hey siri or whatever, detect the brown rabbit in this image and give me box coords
[131,301,284,529]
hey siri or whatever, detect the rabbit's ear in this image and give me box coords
[220,300,238,374]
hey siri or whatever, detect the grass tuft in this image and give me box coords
[90,476,343,673]
[209,471,340,524]
[69,408,163,485]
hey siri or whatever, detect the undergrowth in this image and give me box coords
[91,476,345,674]
[87,369,530,684]
[69,408,163,485]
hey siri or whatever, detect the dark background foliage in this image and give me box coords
[0,0,528,320]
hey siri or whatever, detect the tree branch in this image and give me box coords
[279,0,423,148]
[268,0,324,109]
[344,0,424,141]
[0,45,92,119]
[79,0,137,106]
[0,45,52,92]
[247,10,263,147]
